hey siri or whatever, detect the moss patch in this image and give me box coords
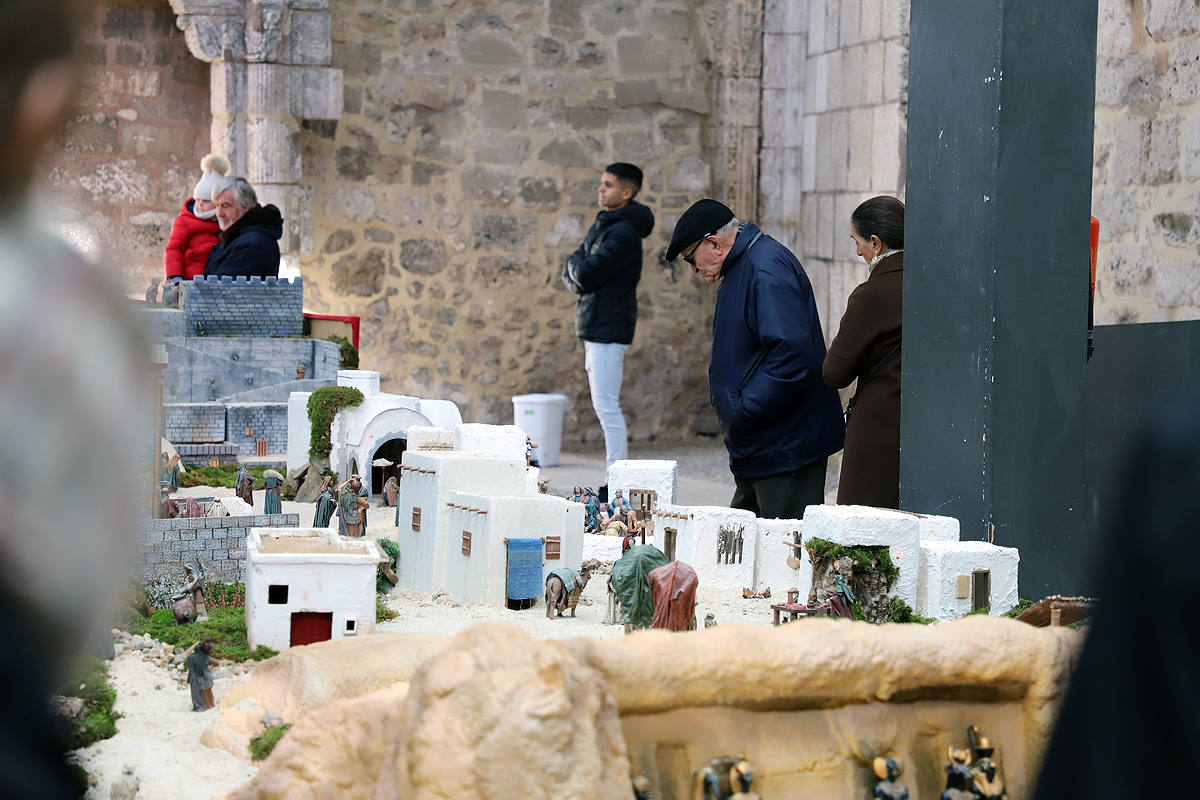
[307,386,365,460]
[376,538,399,595]
[57,658,118,750]
[886,596,937,625]
[124,607,276,663]
[326,335,359,369]
[250,723,292,761]
[376,596,398,623]
[805,537,900,590]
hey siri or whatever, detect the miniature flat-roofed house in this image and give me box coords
[245,528,385,651]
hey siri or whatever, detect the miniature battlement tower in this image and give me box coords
[180,276,304,338]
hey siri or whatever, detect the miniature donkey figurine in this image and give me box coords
[545,559,600,619]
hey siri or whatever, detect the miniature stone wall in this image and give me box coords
[137,512,300,585]
[174,442,239,467]
[164,402,226,443]
[35,0,211,291]
[180,276,304,337]
[226,403,289,456]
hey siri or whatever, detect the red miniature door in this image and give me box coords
[289,612,333,647]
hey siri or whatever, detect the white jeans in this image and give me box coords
[584,341,628,467]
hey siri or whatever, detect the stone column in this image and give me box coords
[168,0,343,275]
[702,1,764,220]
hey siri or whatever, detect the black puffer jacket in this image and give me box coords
[203,204,283,278]
[561,200,654,344]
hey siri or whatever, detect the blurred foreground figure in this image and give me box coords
[0,2,149,796]
[1033,386,1200,799]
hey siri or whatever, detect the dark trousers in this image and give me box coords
[730,458,828,520]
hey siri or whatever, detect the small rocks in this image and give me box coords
[262,711,284,728]
[110,765,138,800]
[49,695,86,720]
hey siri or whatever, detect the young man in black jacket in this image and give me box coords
[562,163,654,498]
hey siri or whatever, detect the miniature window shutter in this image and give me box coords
[412,507,421,531]
[664,527,677,561]
[461,530,472,556]
[544,536,561,560]
[256,440,268,456]
[208,457,221,468]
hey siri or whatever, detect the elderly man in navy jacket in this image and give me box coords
[203,176,283,278]
[668,199,845,519]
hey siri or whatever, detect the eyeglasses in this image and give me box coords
[682,232,714,266]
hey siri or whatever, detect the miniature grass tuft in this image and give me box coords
[307,386,364,460]
[886,596,937,625]
[376,539,399,595]
[124,607,276,663]
[177,463,274,489]
[376,596,398,623]
[1001,598,1034,618]
[57,658,119,750]
[250,723,292,761]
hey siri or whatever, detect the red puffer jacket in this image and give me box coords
[164,199,220,280]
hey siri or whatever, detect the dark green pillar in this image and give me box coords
[901,0,1098,596]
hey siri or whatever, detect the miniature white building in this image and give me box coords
[245,527,385,651]
[647,504,806,597]
[395,449,527,596]
[286,370,462,500]
[803,504,1020,617]
[607,459,678,506]
[440,489,584,607]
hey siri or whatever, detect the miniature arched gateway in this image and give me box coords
[286,370,461,502]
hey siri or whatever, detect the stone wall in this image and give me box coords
[138,513,300,585]
[298,0,727,439]
[1091,0,1200,323]
[37,0,210,290]
[775,0,910,340]
[164,337,339,403]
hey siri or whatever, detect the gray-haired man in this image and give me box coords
[203,175,283,278]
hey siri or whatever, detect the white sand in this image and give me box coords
[73,652,256,800]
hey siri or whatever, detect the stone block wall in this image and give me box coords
[175,442,239,467]
[164,402,226,443]
[1090,0,1200,323]
[35,0,210,293]
[180,276,304,337]
[298,0,728,440]
[137,513,300,585]
[783,0,910,341]
[226,403,289,456]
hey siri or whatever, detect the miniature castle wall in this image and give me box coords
[164,402,226,443]
[180,276,304,338]
[165,337,339,404]
[137,513,300,586]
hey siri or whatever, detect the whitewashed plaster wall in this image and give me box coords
[394,450,526,596]
[244,528,381,652]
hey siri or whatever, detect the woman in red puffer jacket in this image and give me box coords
[164,153,228,282]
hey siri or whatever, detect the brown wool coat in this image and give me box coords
[822,252,903,508]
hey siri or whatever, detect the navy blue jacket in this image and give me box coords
[562,200,654,344]
[203,204,283,278]
[709,223,845,480]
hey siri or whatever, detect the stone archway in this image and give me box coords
[167,0,343,276]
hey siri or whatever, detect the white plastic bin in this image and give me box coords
[512,393,568,467]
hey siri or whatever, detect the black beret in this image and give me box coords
[666,199,735,261]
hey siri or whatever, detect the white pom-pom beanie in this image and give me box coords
[193,153,231,202]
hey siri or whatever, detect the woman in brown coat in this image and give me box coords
[823,196,905,508]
